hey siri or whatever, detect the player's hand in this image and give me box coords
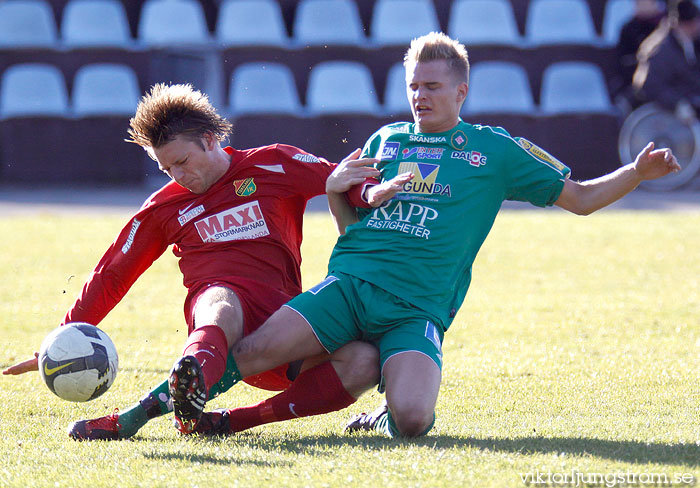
[2,352,39,375]
[326,149,380,194]
[633,142,681,181]
[365,172,414,207]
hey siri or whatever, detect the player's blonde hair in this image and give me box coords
[127,83,232,149]
[404,32,470,85]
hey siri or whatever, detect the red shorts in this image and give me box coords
[184,279,296,392]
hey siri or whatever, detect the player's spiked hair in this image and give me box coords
[404,32,470,85]
[127,83,232,149]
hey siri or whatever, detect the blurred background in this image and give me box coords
[0,0,699,190]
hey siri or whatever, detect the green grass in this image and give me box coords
[1,208,699,487]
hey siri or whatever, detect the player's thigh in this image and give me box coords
[233,305,326,377]
[383,351,441,425]
[285,274,364,353]
[377,319,444,417]
[191,285,244,344]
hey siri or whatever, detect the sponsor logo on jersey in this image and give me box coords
[233,177,257,197]
[121,219,141,254]
[451,150,487,167]
[379,141,400,161]
[450,130,468,150]
[517,138,567,172]
[409,135,447,144]
[178,204,205,226]
[194,201,270,243]
[292,153,321,163]
[366,200,439,239]
[401,147,444,160]
[397,162,451,197]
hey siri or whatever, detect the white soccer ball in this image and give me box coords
[38,322,119,402]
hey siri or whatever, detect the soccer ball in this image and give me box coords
[38,322,119,402]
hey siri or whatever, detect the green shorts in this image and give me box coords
[285,272,445,373]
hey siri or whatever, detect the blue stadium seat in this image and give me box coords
[293,0,365,46]
[61,0,132,47]
[306,61,379,114]
[370,0,440,46]
[216,0,288,46]
[448,0,521,46]
[0,0,57,48]
[525,0,598,45]
[602,0,636,45]
[462,61,535,114]
[384,62,409,115]
[138,0,211,46]
[0,64,69,118]
[540,61,612,113]
[72,64,140,116]
[229,63,301,115]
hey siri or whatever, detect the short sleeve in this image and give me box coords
[504,137,571,207]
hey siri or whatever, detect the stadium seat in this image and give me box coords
[228,63,301,115]
[72,64,140,116]
[306,61,379,114]
[0,0,57,48]
[602,0,636,45]
[384,62,409,114]
[293,0,365,46]
[370,0,440,46]
[0,64,69,118]
[138,0,211,46]
[448,0,520,46]
[462,62,535,114]
[216,0,288,46]
[525,0,598,45]
[540,61,612,113]
[61,0,132,47]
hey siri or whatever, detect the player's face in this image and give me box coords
[405,59,468,133]
[152,134,222,194]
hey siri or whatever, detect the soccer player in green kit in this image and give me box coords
[170,32,681,438]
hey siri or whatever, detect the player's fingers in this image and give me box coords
[2,356,38,375]
[348,157,379,168]
[341,148,362,162]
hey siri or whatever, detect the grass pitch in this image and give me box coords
[1,207,699,488]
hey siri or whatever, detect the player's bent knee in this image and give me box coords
[331,342,380,394]
[390,404,435,437]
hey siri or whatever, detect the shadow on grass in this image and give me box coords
[142,450,293,467]
[178,433,700,468]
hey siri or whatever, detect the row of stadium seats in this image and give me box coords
[2,0,694,49]
[0,60,613,119]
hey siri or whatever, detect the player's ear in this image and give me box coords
[457,82,468,104]
[202,131,216,151]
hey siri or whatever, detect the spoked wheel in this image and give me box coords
[618,103,700,191]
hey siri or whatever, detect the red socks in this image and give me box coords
[182,325,229,394]
[227,361,356,432]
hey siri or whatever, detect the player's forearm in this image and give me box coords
[556,163,642,215]
[327,192,359,235]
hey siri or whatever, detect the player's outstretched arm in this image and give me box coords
[2,352,38,375]
[554,142,680,215]
[326,149,380,234]
[365,172,415,207]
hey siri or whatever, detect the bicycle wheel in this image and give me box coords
[618,103,700,191]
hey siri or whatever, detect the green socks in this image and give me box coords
[374,411,435,438]
[116,351,243,438]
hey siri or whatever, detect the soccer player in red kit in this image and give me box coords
[3,83,381,439]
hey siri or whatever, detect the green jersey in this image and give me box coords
[328,119,571,330]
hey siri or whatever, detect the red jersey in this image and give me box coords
[64,144,354,326]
